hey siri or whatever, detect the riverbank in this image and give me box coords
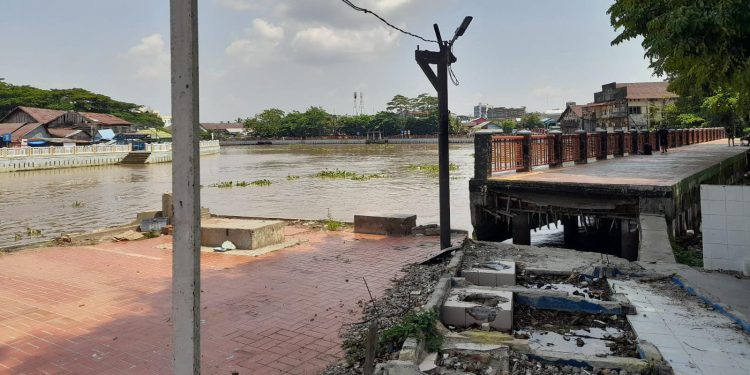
[221,137,473,146]
[0,140,220,173]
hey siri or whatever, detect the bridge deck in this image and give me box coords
[488,140,747,193]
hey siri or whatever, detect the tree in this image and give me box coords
[500,119,516,133]
[370,111,403,136]
[608,1,750,116]
[245,108,285,138]
[519,113,543,129]
[339,115,373,136]
[702,89,740,135]
[386,95,412,115]
[415,93,438,114]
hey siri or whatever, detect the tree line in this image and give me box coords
[0,82,165,128]
[242,94,464,138]
[609,0,750,136]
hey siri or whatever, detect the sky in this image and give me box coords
[0,0,657,121]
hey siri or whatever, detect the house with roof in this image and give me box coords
[200,123,246,137]
[581,82,678,131]
[78,112,133,135]
[0,122,49,147]
[558,102,586,134]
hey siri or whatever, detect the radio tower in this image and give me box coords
[359,92,365,115]
[353,92,358,115]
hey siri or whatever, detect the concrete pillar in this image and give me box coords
[562,216,578,248]
[549,130,563,168]
[473,130,495,180]
[170,0,201,373]
[597,129,608,160]
[575,129,587,164]
[615,130,625,157]
[630,128,638,154]
[512,214,531,245]
[518,130,532,172]
[620,219,638,261]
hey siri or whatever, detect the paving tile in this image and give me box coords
[0,228,451,374]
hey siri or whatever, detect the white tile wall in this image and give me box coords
[701,185,750,273]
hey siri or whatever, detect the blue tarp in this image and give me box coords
[96,129,116,141]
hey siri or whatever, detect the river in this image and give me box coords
[1,143,564,248]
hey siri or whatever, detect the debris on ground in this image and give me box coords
[113,230,144,241]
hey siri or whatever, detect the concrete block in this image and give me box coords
[441,288,513,331]
[201,218,284,250]
[703,229,727,245]
[702,214,726,230]
[725,186,743,201]
[374,361,423,375]
[727,231,745,246]
[702,200,726,215]
[354,213,417,236]
[462,260,516,287]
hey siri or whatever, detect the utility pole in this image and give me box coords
[415,17,472,250]
[170,0,201,373]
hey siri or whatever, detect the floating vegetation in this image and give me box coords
[407,163,459,174]
[287,175,300,180]
[143,231,160,239]
[209,179,272,188]
[314,169,386,181]
[324,209,343,231]
[71,201,85,208]
[14,233,22,241]
[26,227,43,237]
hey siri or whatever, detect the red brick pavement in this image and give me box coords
[0,227,457,374]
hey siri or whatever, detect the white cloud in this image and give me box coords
[291,25,398,63]
[225,19,285,65]
[531,85,573,98]
[375,0,412,12]
[126,33,169,79]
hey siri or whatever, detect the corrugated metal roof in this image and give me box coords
[80,112,132,125]
[201,122,244,130]
[0,122,44,142]
[7,106,67,124]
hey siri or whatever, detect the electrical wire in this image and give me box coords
[340,0,437,44]
[448,44,460,86]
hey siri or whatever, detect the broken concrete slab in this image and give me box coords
[201,218,284,250]
[442,288,513,331]
[525,351,649,374]
[462,260,516,287]
[373,360,424,375]
[354,213,417,236]
[439,343,510,375]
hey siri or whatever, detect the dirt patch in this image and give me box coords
[518,273,612,300]
[322,251,455,375]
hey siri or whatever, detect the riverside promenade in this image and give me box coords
[0,226,460,374]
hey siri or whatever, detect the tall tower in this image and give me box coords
[353,92,358,115]
[359,92,365,115]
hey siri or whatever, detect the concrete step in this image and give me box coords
[120,151,151,164]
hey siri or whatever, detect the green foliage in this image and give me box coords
[379,310,443,353]
[670,236,703,267]
[408,163,459,174]
[14,233,22,241]
[71,201,85,208]
[324,209,343,231]
[314,169,385,181]
[0,82,164,127]
[500,119,516,133]
[249,179,272,186]
[520,113,543,129]
[142,231,160,239]
[208,180,272,188]
[608,0,750,117]
[286,175,300,180]
[26,227,42,237]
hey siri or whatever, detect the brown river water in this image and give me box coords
[1,144,482,247]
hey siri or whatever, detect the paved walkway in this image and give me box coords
[0,226,455,374]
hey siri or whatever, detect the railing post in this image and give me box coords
[630,128,638,155]
[615,130,625,157]
[473,130,494,180]
[576,129,587,164]
[549,130,562,168]
[642,129,650,150]
[518,129,532,172]
[597,128,607,160]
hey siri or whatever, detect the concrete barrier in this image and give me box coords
[354,213,417,236]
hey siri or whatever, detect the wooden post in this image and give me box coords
[615,130,625,157]
[518,130,532,172]
[575,129,587,164]
[363,321,378,375]
[597,129,607,160]
[170,0,201,373]
[549,130,562,168]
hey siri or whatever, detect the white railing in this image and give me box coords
[0,141,219,158]
[0,144,132,158]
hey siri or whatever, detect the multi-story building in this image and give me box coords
[473,103,489,118]
[487,106,526,121]
[581,82,678,131]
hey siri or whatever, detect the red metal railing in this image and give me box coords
[649,132,658,148]
[562,134,579,162]
[607,133,620,156]
[587,135,600,159]
[530,135,553,166]
[624,134,633,154]
[491,135,523,172]
[636,133,645,153]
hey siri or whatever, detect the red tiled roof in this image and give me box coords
[618,82,678,100]
[0,122,43,142]
[569,105,584,117]
[7,106,67,124]
[79,112,132,126]
[201,123,244,131]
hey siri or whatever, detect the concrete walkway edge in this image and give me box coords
[671,275,750,333]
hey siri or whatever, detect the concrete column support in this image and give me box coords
[620,219,638,261]
[630,129,638,155]
[562,216,578,248]
[615,130,625,157]
[512,214,531,245]
[575,130,587,164]
[597,129,608,160]
[170,0,201,373]
[549,130,563,168]
[473,130,494,180]
[518,130,532,172]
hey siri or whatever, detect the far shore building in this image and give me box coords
[0,122,49,147]
[487,106,526,121]
[200,122,246,137]
[79,112,133,135]
[581,82,678,132]
[557,102,587,134]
